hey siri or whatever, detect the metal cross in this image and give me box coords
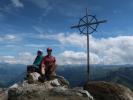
[71,8,107,81]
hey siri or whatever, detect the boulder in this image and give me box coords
[84,81,133,100]
[8,76,93,100]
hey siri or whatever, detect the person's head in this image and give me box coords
[47,48,52,56]
[37,49,43,56]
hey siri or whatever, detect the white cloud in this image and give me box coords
[58,51,86,65]
[36,34,133,65]
[0,52,34,65]
[1,32,133,65]
[57,51,101,65]
[89,36,133,65]
[56,33,86,47]
[43,33,133,65]
[37,33,86,47]
[11,0,24,8]
[5,34,17,40]
[0,56,17,64]
[17,52,34,64]
[0,34,22,42]
[91,35,133,65]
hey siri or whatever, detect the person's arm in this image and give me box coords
[33,56,38,65]
[50,57,57,72]
[41,58,46,75]
[41,64,45,75]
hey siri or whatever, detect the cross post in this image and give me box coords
[71,8,107,81]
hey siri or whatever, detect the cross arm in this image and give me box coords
[71,20,107,29]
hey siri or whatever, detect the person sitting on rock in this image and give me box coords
[26,50,43,80]
[40,48,57,80]
[33,49,44,73]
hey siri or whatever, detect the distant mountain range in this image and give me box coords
[0,63,133,90]
[0,63,26,87]
[57,64,133,88]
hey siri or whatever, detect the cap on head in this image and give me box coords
[37,49,43,54]
[47,48,52,51]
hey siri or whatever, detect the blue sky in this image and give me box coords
[0,0,133,65]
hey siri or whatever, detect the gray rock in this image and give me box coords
[51,79,60,86]
[84,81,133,100]
[50,75,70,87]
[8,77,93,100]
[71,87,93,98]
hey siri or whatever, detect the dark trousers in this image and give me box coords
[45,64,57,80]
[27,65,40,73]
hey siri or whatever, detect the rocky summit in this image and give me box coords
[7,75,93,100]
[1,76,133,100]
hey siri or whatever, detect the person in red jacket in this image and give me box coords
[41,48,57,80]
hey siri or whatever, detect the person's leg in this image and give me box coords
[45,67,51,80]
[38,67,46,83]
[50,64,57,75]
[26,65,33,79]
[45,65,57,80]
[27,65,32,73]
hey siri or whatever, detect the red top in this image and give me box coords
[41,55,56,68]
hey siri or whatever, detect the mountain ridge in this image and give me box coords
[0,63,133,90]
